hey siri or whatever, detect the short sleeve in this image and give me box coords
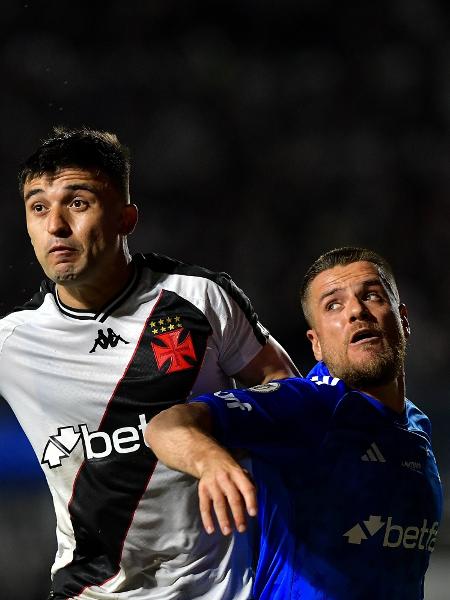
[203,275,269,376]
[190,378,339,457]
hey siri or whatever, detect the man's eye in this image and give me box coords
[32,204,45,213]
[365,292,381,301]
[326,301,340,311]
[71,198,87,209]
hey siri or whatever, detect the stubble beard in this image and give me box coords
[323,330,407,390]
[45,260,83,285]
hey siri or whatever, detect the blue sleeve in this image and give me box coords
[189,377,340,453]
[405,400,432,439]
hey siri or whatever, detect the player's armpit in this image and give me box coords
[234,335,300,386]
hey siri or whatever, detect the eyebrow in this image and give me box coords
[318,278,384,304]
[318,287,340,304]
[24,183,98,202]
[24,188,43,202]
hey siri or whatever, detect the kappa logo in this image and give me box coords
[90,328,129,353]
[343,515,439,552]
[41,413,149,468]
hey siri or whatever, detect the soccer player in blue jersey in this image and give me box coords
[146,247,443,600]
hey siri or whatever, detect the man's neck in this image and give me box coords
[358,372,406,414]
[56,259,134,311]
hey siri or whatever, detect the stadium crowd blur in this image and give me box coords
[0,1,448,597]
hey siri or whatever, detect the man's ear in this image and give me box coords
[307,329,323,361]
[399,303,410,338]
[119,203,138,236]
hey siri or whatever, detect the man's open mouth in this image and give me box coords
[350,329,382,344]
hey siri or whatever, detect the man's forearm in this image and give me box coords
[145,402,258,535]
[145,402,224,477]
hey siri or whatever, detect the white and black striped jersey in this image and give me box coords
[0,252,269,600]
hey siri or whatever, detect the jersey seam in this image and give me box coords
[0,323,20,357]
[0,306,49,356]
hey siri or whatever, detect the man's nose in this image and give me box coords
[47,207,71,237]
[347,296,373,322]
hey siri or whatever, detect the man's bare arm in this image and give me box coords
[234,335,300,386]
[145,403,257,535]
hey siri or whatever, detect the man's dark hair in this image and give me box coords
[18,126,131,200]
[300,247,400,326]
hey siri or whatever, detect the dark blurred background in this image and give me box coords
[0,1,448,597]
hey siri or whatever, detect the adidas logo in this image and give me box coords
[361,442,386,463]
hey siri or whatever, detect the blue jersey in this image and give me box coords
[191,362,443,600]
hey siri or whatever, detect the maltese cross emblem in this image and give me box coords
[151,328,197,374]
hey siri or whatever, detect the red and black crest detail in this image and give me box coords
[151,328,197,374]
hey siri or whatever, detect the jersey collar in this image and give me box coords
[309,361,408,424]
[52,263,140,322]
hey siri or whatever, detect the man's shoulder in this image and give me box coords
[275,375,346,410]
[14,280,53,313]
[137,252,231,285]
[0,280,53,336]
[199,375,344,419]
[136,253,266,342]
[136,252,240,297]
[404,399,432,438]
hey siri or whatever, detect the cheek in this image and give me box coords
[73,220,103,245]
[323,314,346,336]
[317,317,347,351]
[25,219,35,242]
[81,223,119,255]
[27,226,42,252]
[384,313,403,341]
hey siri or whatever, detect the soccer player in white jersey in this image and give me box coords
[0,127,298,599]
[146,248,442,599]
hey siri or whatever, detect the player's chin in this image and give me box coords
[50,265,80,283]
[348,351,384,374]
[348,345,381,365]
